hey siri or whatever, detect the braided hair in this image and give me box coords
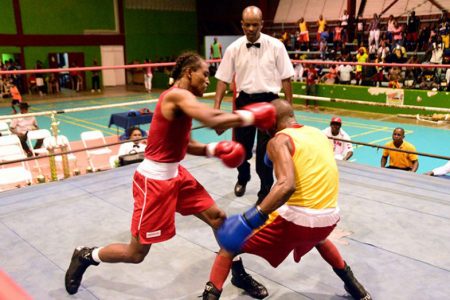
[171,52,204,82]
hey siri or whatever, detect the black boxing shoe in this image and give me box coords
[202,281,222,300]
[333,262,372,300]
[234,181,247,197]
[65,246,99,295]
[231,258,268,299]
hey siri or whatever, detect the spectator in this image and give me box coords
[388,66,402,88]
[317,15,327,42]
[377,40,390,60]
[144,58,152,93]
[386,15,396,43]
[334,26,344,51]
[392,20,404,47]
[356,47,368,85]
[337,62,353,84]
[8,81,22,114]
[381,127,419,172]
[319,37,328,59]
[91,59,101,93]
[355,15,365,47]
[406,11,420,50]
[430,36,444,64]
[368,13,381,49]
[341,9,349,44]
[321,64,337,84]
[424,161,450,177]
[305,64,318,110]
[322,117,353,160]
[298,17,310,50]
[9,102,43,157]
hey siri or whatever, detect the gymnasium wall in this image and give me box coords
[0,0,16,34]
[123,9,198,62]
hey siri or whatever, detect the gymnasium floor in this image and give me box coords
[1,87,448,173]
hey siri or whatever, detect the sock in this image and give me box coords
[209,255,232,290]
[91,247,103,263]
[316,239,345,269]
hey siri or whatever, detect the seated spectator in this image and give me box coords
[9,102,43,157]
[388,66,402,88]
[321,65,337,84]
[424,161,450,177]
[118,127,146,157]
[322,117,353,161]
[403,70,416,89]
[377,40,390,60]
[419,68,440,90]
[430,36,444,64]
[381,127,418,172]
[373,56,385,87]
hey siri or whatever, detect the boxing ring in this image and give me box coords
[1,153,449,299]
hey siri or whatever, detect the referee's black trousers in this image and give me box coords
[234,91,278,202]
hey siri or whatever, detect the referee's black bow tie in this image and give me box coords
[246,42,261,48]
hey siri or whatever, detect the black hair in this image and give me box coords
[171,52,204,81]
[125,126,142,139]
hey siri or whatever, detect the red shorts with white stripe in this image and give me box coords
[131,165,214,244]
[241,215,337,267]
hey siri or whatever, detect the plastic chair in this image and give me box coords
[43,135,78,175]
[27,129,51,174]
[81,130,112,171]
[0,135,32,188]
[0,121,11,136]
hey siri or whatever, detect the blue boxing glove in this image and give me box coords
[216,206,268,253]
[264,152,273,168]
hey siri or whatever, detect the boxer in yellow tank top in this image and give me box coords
[202,99,371,300]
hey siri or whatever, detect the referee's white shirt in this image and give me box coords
[215,33,294,94]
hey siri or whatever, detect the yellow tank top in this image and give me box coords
[276,126,339,209]
[318,20,326,32]
[299,21,308,33]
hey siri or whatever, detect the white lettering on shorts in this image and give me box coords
[146,230,161,238]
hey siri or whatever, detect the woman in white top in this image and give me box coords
[118,127,146,156]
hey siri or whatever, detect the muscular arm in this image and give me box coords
[164,88,243,130]
[187,138,207,156]
[258,135,296,214]
[214,80,228,109]
[411,160,419,172]
[281,78,293,104]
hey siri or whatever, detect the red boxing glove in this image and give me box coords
[235,102,276,130]
[206,141,246,168]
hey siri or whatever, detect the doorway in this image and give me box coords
[100,46,125,86]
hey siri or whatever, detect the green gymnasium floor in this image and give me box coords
[1,90,448,174]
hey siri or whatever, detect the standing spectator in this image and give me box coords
[418,24,431,51]
[317,15,327,42]
[91,59,101,93]
[386,15,396,43]
[355,15,365,47]
[210,37,222,73]
[322,117,353,161]
[35,60,46,96]
[337,62,353,84]
[8,81,22,114]
[214,6,294,207]
[377,40,390,60]
[368,13,381,49]
[334,25,344,51]
[298,17,310,50]
[305,64,318,110]
[9,102,42,157]
[144,59,152,93]
[356,47,368,85]
[392,20,404,47]
[406,11,420,50]
[341,9,349,44]
[381,127,419,172]
[319,37,328,59]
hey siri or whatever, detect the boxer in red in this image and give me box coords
[65,51,276,295]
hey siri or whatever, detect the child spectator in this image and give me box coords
[9,81,22,114]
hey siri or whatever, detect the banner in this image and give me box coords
[386,89,404,106]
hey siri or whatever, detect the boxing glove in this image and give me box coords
[263,152,273,168]
[235,102,276,130]
[216,206,268,253]
[206,141,245,168]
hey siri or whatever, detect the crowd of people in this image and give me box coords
[277,11,450,90]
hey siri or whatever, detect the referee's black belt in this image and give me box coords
[238,91,277,100]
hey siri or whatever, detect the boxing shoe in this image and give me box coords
[202,281,222,300]
[234,181,247,197]
[231,258,268,299]
[65,246,99,295]
[333,262,372,300]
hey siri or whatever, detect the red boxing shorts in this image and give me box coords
[242,215,336,267]
[131,165,214,244]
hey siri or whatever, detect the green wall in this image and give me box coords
[0,0,16,34]
[124,9,197,63]
[24,46,101,89]
[20,0,115,34]
[293,83,450,114]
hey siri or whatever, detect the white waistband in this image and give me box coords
[277,205,340,228]
[136,159,179,180]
